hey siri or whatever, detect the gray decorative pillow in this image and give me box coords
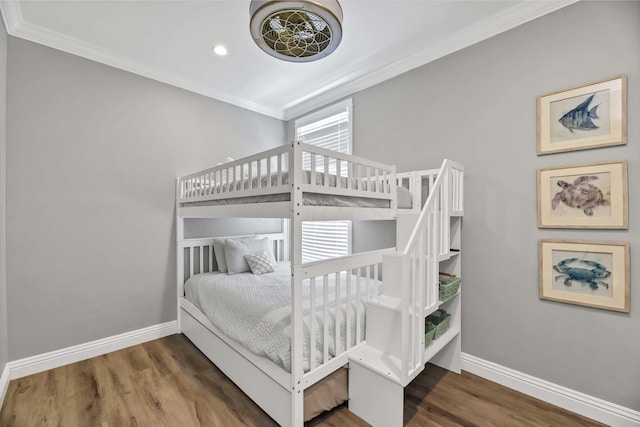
[225,238,277,275]
[244,252,276,275]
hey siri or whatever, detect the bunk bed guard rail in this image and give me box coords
[177,142,397,207]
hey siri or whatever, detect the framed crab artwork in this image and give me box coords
[539,240,630,312]
[537,75,626,155]
[537,160,628,229]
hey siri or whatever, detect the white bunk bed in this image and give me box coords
[176,141,463,427]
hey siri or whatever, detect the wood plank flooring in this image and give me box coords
[0,334,604,427]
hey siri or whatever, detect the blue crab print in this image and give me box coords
[553,258,611,290]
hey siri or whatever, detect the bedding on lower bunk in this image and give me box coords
[184,261,378,373]
[181,170,413,209]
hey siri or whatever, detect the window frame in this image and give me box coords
[294,98,353,262]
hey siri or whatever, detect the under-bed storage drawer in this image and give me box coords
[181,308,292,427]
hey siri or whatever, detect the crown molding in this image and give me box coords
[0,1,284,119]
[281,0,580,121]
[0,0,23,34]
[2,0,579,123]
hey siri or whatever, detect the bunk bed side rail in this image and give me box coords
[296,248,394,388]
[390,160,464,383]
[177,233,287,299]
[178,142,399,210]
[396,171,417,213]
[177,235,392,393]
[397,169,442,213]
[299,141,396,200]
[178,144,291,204]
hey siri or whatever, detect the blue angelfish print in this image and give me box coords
[558,93,600,133]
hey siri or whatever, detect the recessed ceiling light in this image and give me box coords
[213,45,228,56]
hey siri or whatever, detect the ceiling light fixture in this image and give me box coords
[249,0,343,63]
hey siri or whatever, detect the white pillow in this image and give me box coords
[225,238,277,275]
[213,236,257,273]
[397,185,413,209]
[212,238,228,273]
[244,252,276,275]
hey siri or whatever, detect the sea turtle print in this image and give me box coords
[551,175,608,216]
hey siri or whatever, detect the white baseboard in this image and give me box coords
[0,363,10,410]
[462,353,640,427]
[8,321,178,380]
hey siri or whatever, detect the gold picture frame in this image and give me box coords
[537,160,627,229]
[537,75,626,155]
[539,240,630,312]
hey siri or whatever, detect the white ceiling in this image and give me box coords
[1,0,576,120]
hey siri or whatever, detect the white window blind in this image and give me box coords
[296,100,352,263]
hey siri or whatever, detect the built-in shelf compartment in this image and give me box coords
[424,326,460,361]
[439,288,461,305]
[437,250,460,262]
[430,208,461,371]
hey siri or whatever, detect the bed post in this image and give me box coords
[282,218,291,262]
[290,141,304,426]
[176,178,184,333]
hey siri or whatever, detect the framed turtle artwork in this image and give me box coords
[539,240,630,312]
[537,160,628,229]
[537,75,626,155]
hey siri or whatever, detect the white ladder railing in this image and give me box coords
[383,159,464,384]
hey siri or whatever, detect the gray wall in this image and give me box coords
[292,1,640,411]
[3,0,638,413]
[5,38,285,360]
[0,16,8,372]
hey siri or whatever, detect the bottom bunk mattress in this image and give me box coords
[184,261,378,373]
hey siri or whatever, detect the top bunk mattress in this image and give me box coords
[180,169,412,209]
[180,188,411,209]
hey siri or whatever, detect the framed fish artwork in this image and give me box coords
[537,75,626,155]
[539,239,629,312]
[537,160,628,229]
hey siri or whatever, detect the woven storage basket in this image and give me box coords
[424,324,436,348]
[439,274,461,301]
[427,310,451,340]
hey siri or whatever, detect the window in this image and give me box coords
[295,99,352,263]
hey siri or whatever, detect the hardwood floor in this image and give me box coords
[0,334,604,427]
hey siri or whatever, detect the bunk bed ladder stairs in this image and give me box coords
[348,160,464,427]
